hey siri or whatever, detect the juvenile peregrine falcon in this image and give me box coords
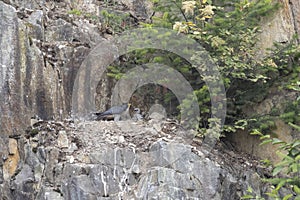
[132,108,143,121]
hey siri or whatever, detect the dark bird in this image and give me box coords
[94,103,130,121]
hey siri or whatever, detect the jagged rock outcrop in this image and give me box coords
[0,119,268,199]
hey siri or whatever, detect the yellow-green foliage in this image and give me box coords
[100,9,131,33]
[245,126,300,199]
[68,9,82,16]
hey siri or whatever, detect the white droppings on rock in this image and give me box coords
[118,135,125,143]
[57,130,69,148]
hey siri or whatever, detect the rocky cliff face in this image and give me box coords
[0,0,153,134]
[258,0,300,55]
[0,119,268,199]
[0,0,299,199]
[0,0,92,136]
